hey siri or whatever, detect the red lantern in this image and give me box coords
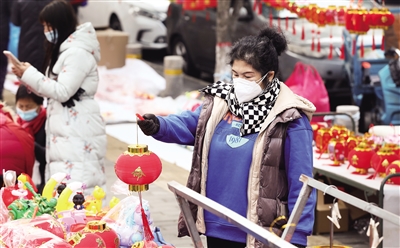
[352,9,370,34]
[315,8,327,27]
[345,136,358,159]
[68,232,106,248]
[204,0,217,8]
[316,127,332,154]
[183,0,205,11]
[305,4,318,23]
[385,160,400,185]
[325,6,337,25]
[370,8,395,29]
[371,146,400,178]
[348,142,374,175]
[115,144,162,192]
[296,6,307,19]
[336,6,347,26]
[80,221,119,248]
[328,138,346,166]
[114,144,162,242]
[345,8,357,34]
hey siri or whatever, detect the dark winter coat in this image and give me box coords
[11,0,52,72]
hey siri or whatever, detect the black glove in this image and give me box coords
[61,88,86,108]
[137,113,160,136]
[292,244,306,248]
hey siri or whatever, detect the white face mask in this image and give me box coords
[44,30,58,44]
[233,74,268,104]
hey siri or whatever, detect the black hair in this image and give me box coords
[15,85,44,105]
[56,183,66,195]
[72,193,85,205]
[229,25,287,84]
[39,0,77,77]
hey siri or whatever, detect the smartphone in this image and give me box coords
[3,50,21,66]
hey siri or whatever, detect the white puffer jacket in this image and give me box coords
[21,22,106,195]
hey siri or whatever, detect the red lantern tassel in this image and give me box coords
[381,35,385,51]
[269,9,273,27]
[206,10,210,21]
[301,24,305,40]
[286,17,289,30]
[292,19,296,35]
[360,36,364,58]
[311,29,315,51]
[139,192,154,241]
[328,29,333,59]
[372,30,375,50]
[192,13,196,23]
[317,30,321,52]
[278,18,281,29]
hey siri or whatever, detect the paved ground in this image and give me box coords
[3,70,370,247]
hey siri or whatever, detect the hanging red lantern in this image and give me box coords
[345,8,357,34]
[315,8,327,27]
[325,6,337,26]
[115,144,162,192]
[371,146,400,179]
[287,2,297,13]
[204,0,217,8]
[385,160,400,185]
[353,9,370,35]
[114,143,162,242]
[336,6,347,26]
[347,142,374,175]
[183,0,205,11]
[305,4,318,24]
[370,8,395,29]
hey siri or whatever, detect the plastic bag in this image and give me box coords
[285,62,330,122]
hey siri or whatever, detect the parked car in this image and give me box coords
[165,0,377,108]
[78,0,169,49]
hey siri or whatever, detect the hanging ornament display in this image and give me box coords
[368,7,395,51]
[114,116,162,242]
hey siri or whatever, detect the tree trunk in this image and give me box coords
[214,0,243,83]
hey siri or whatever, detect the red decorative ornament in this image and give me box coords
[183,0,205,11]
[305,4,318,23]
[316,128,332,154]
[345,136,358,159]
[80,221,119,248]
[68,232,106,248]
[385,160,400,185]
[204,0,217,8]
[325,6,337,25]
[315,8,327,27]
[336,6,347,26]
[115,144,162,242]
[347,142,374,175]
[31,215,66,240]
[328,138,346,166]
[371,146,400,179]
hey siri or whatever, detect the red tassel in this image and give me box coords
[278,18,281,29]
[360,36,364,58]
[311,30,315,51]
[352,38,356,55]
[372,30,375,50]
[317,31,321,52]
[253,0,262,15]
[206,10,210,21]
[328,30,333,59]
[269,9,273,27]
[139,193,154,241]
[192,13,196,23]
[301,24,305,40]
[286,17,289,30]
[381,35,385,51]
[292,19,296,35]
[340,43,345,60]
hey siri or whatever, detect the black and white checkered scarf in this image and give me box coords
[200,78,280,136]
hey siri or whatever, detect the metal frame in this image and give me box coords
[281,174,400,245]
[167,181,297,248]
[313,112,356,132]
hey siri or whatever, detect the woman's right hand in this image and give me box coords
[11,62,31,78]
[137,114,160,136]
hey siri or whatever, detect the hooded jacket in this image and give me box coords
[20,22,106,195]
[153,83,317,247]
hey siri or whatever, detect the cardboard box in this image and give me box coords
[96,29,129,69]
[314,186,349,234]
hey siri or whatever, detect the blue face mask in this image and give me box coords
[44,30,58,44]
[16,107,39,121]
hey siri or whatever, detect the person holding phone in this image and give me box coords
[10,0,106,196]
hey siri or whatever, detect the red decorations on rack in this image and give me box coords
[347,142,374,175]
[336,6,347,26]
[325,6,337,26]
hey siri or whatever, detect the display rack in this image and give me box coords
[281,174,400,247]
[167,181,297,248]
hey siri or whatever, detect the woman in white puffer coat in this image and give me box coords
[11,0,106,195]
